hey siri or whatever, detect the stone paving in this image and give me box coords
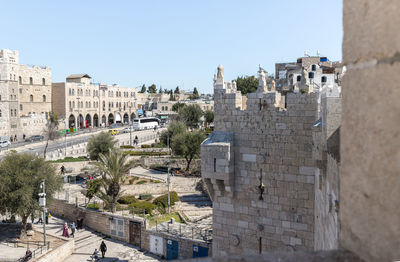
[33,216,162,262]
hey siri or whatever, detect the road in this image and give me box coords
[0,127,164,160]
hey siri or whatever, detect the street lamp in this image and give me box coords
[64,118,67,157]
[167,133,171,214]
[38,180,47,246]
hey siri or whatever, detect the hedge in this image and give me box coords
[117,195,137,205]
[153,191,179,210]
[87,203,100,210]
[123,151,168,156]
[129,201,157,215]
[139,193,153,201]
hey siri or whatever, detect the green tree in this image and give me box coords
[178,104,203,128]
[235,75,258,94]
[204,110,214,128]
[158,86,163,94]
[85,179,102,207]
[160,121,187,146]
[0,153,63,235]
[174,86,180,94]
[93,150,137,213]
[148,84,157,93]
[189,87,200,100]
[169,90,175,101]
[171,131,206,171]
[43,112,60,158]
[87,131,117,161]
[139,84,146,93]
[172,102,185,112]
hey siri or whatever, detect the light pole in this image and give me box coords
[64,118,67,157]
[77,96,80,132]
[38,180,46,246]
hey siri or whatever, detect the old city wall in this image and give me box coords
[202,89,318,257]
[341,1,400,261]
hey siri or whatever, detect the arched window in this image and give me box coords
[311,64,317,71]
[72,101,75,108]
[19,76,22,84]
[165,106,168,111]
[30,95,33,102]
[0,110,2,117]
[20,104,23,110]
[72,89,75,95]
[321,76,327,83]
[29,77,33,85]
[42,78,45,85]
[308,72,314,79]
[297,75,301,82]
[43,95,46,102]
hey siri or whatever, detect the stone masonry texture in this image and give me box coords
[341,1,400,261]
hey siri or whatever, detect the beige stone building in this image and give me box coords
[201,61,341,256]
[52,74,139,129]
[0,49,51,139]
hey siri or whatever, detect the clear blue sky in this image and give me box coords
[0,0,342,94]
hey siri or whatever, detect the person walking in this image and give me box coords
[37,213,43,224]
[60,165,65,175]
[100,241,107,258]
[62,222,69,238]
[70,222,76,237]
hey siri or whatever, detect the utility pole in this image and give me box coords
[39,180,46,246]
[64,118,67,157]
[167,133,171,214]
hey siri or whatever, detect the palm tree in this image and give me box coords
[93,149,137,213]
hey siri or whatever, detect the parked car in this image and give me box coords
[0,140,11,148]
[122,127,134,133]
[25,135,44,142]
[108,129,119,136]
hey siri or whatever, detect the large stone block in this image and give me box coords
[343,0,400,64]
[341,62,400,261]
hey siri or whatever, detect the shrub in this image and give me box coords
[116,203,129,211]
[87,202,100,210]
[139,193,153,201]
[120,145,135,149]
[123,151,168,156]
[141,144,151,148]
[136,180,147,185]
[129,201,157,215]
[153,191,179,210]
[117,195,137,205]
[153,180,161,183]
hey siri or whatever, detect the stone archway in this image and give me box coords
[93,114,99,127]
[115,113,122,124]
[108,113,114,125]
[102,115,107,126]
[85,114,92,128]
[68,114,76,128]
[78,114,84,129]
[123,113,129,124]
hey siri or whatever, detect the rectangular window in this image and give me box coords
[214,158,216,172]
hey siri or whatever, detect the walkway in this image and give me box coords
[33,216,161,262]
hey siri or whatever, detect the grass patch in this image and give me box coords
[147,212,183,227]
[129,201,157,215]
[136,180,147,185]
[50,156,88,163]
[123,151,168,156]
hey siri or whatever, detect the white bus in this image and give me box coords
[133,117,160,130]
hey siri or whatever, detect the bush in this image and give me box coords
[116,203,129,211]
[120,145,135,149]
[141,144,151,148]
[87,202,100,210]
[129,201,157,215]
[136,180,147,185]
[153,180,161,183]
[153,191,179,210]
[117,195,137,205]
[52,156,88,163]
[123,151,168,156]
[139,193,153,201]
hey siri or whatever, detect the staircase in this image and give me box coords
[178,193,213,221]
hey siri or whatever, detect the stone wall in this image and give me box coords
[202,77,319,256]
[140,157,201,171]
[36,232,74,262]
[141,229,211,259]
[341,1,400,261]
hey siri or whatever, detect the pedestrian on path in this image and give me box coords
[37,213,43,224]
[70,222,76,237]
[100,241,107,258]
[62,222,69,238]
